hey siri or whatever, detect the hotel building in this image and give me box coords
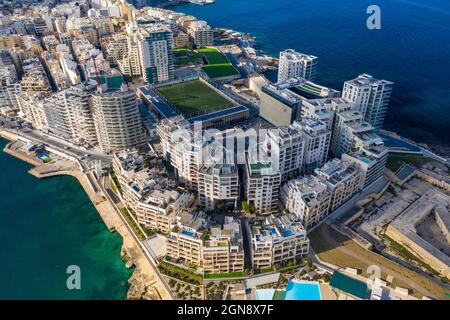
[259,82,302,126]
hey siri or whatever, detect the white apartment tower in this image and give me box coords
[63,81,99,146]
[198,163,239,211]
[137,23,174,84]
[292,118,331,173]
[265,126,304,182]
[187,20,213,48]
[245,145,282,215]
[91,86,145,152]
[278,49,318,83]
[342,74,393,130]
[281,176,331,229]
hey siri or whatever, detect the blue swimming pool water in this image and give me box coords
[284,281,321,300]
[256,289,275,300]
[182,230,195,237]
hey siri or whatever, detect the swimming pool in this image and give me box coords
[284,280,321,300]
[255,289,275,300]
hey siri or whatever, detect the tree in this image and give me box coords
[216,201,226,212]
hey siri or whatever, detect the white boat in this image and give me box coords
[189,0,215,5]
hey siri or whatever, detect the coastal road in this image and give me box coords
[0,116,111,163]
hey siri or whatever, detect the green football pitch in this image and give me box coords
[157,80,237,116]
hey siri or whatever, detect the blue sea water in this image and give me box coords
[172,0,450,146]
[0,138,133,299]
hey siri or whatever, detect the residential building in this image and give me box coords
[62,81,98,146]
[265,125,304,182]
[245,145,282,215]
[112,150,192,234]
[186,20,213,48]
[197,163,239,211]
[105,33,129,67]
[173,30,189,49]
[20,58,52,96]
[292,118,331,173]
[169,128,213,190]
[342,74,393,130]
[167,212,245,273]
[0,76,20,111]
[300,97,354,130]
[342,145,388,189]
[314,159,364,211]
[251,215,309,270]
[281,176,331,229]
[277,49,318,82]
[137,23,174,84]
[91,85,145,152]
[155,115,190,160]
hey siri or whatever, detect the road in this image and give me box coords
[1,115,111,163]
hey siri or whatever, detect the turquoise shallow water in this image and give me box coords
[0,138,133,299]
[172,0,450,146]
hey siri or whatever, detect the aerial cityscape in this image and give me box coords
[0,0,449,303]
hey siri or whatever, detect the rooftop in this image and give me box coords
[252,214,307,243]
[314,158,360,186]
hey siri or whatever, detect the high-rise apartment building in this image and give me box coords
[197,163,239,211]
[137,23,174,84]
[342,74,393,130]
[278,49,318,83]
[91,86,145,152]
[292,118,331,173]
[265,125,304,182]
[245,145,282,215]
[281,176,331,229]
